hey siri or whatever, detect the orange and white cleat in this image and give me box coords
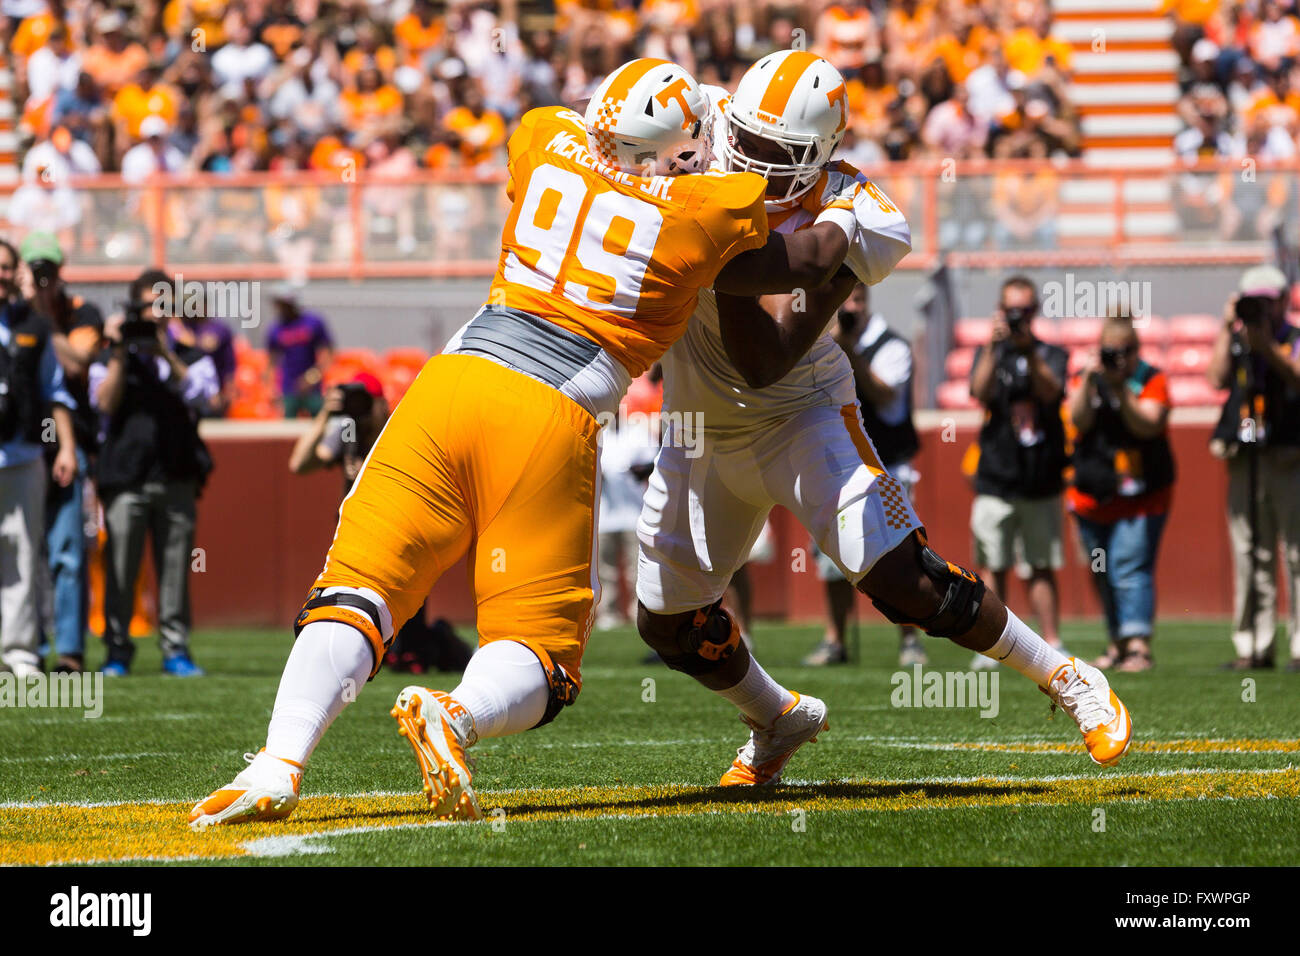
[1044,658,1133,766]
[188,750,303,829]
[719,692,828,786]
[391,686,480,821]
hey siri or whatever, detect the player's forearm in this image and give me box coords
[717,270,857,388]
[713,223,850,296]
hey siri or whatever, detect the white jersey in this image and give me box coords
[661,86,912,436]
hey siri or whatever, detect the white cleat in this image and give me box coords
[391,686,481,821]
[1044,657,1133,766]
[188,750,302,829]
[720,691,829,786]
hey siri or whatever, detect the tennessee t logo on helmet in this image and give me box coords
[721,50,851,203]
[584,58,713,177]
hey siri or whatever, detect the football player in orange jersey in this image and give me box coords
[636,50,1133,784]
[189,59,860,828]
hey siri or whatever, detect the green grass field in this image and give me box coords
[2,619,1297,866]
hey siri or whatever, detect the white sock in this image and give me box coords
[716,656,796,726]
[983,608,1071,687]
[264,620,373,766]
[448,640,549,742]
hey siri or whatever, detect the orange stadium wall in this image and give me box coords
[191,414,1253,631]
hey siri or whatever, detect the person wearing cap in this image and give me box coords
[81,9,148,96]
[89,269,220,677]
[267,286,333,418]
[288,372,388,491]
[21,232,103,673]
[120,114,186,182]
[0,236,79,679]
[1208,264,1300,672]
[1066,314,1175,672]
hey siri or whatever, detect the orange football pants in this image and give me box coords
[313,354,600,686]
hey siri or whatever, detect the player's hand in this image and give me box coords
[323,386,345,415]
[52,445,77,487]
[1223,294,1239,330]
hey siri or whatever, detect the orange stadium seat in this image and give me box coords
[383,347,430,371]
[1140,345,1167,368]
[1136,316,1168,345]
[953,318,991,348]
[936,379,977,410]
[1057,317,1102,347]
[1166,343,1213,376]
[944,347,975,379]
[1167,376,1224,407]
[1168,314,1221,345]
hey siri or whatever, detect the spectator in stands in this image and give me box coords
[0,236,79,679]
[968,275,1069,666]
[805,285,923,667]
[991,135,1058,249]
[267,285,333,418]
[81,10,149,97]
[1067,314,1176,672]
[120,115,186,181]
[90,268,218,677]
[21,232,101,674]
[1207,265,1300,671]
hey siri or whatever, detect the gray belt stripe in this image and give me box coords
[454,306,600,390]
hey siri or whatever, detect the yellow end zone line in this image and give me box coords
[1,767,1297,866]
[899,738,1300,755]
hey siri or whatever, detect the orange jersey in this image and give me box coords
[487,106,768,378]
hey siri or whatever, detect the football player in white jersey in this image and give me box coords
[635,50,1134,784]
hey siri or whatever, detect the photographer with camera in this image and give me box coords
[21,233,103,674]
[0,237,79,678]
[1067,314,1175,672]
[968,275,1070,666]
[288,373,388,492]
[288,372,472,672]
[90,268,219,677]
[805,284,924,668]
[1207,265,1300,671]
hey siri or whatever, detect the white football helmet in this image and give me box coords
[720,50,849,202]
[584,58,712,177]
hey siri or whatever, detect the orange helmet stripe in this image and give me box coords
[604,57,670,106]
[757,51,820,123]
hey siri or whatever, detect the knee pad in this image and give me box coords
[512,639,580,729]
[294,587,391,680]
[871,546,985,639]
[646,600,743,676]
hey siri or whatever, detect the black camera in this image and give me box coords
[118,300,161,352]
[1004,305,1034,333]
[1100,345,1132,371]
[333,382,375,423]
[29,259,60,290]
[1234,295,1271,325]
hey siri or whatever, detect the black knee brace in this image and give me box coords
[649,601,743,676]
[871,546,985,639]
[294,587,390,679]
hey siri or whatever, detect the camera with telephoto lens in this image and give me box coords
[1100,345,1126,371]
[119,300,161,353]
[1003,305,1034,335]
[29,259,59,290]
[332,382,375,423]
[1234,295,1271,325]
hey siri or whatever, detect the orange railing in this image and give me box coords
[2,157,1297,281]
